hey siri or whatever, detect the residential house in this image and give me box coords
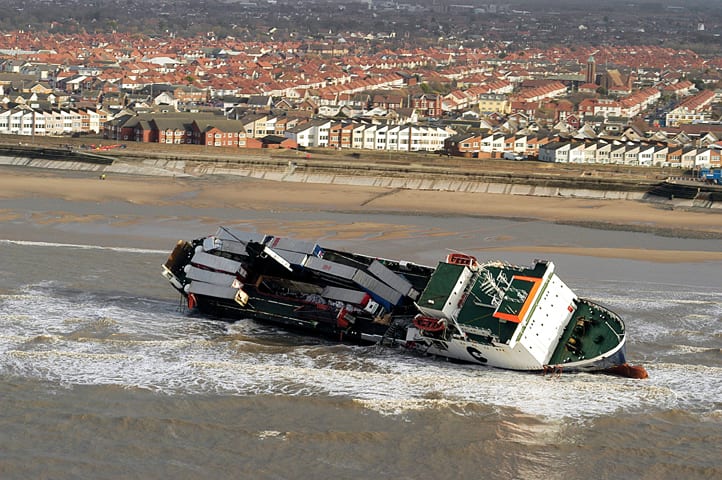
[174,85,207,103]
[694,148,717,168]
[104,112,136,140]
[246,95,273,112]
[397,125,414,151]
[132,119,154,143]
[596,142,612,164]
[351,123,366,149]
[525,136,541,158]
[372,94,403,110]
[284,121,315,148]
[153,91,178,109]
[512,135,528,155]
[313,119,332,147]
[666,145,683,168]
[264,116,278,137]
[681,146,698,168]
[0,108,13,134]
[155,118,193,145]
[638,144,655,166]
[583,142,597,163]
[386,125,401,151]
[192,118,252,147]
[609,143,627,164]
[361,124,377,150]
[539,141,569,162]
[273,98,295,112]
[445,132,482,157]
[339,122,355,149]
[699,132,719,148]
[284,119,332,147]
[478,94,510,115]
[665,90,716,127]
[237,113,268,138]
[624,144,641,165]
[328,122,343,148]
[411,94,443,118]
[297,98,318,114]
[375,124,388,150]
[260,135,297,149]
[653,145,669,166]
[568,142,585,163]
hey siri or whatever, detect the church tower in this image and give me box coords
[586,55,597,85]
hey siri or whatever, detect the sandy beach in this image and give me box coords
[2,166,721,263]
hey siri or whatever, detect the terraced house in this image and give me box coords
[0,106,107,135]
[539,140,721,168]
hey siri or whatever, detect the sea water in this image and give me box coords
[1,213,721,479]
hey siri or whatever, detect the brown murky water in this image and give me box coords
[1,199,720,479]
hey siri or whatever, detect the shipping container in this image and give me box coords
[269,247,309,267]
[368,260,416,298]
[352,270,402,308]
[304,256,358,280]
[217,239,249,256]
[266,236,323,256]
[191,251,243,274]
[185,265,237,287]
[188,281,239,299]
[321,286,369,305]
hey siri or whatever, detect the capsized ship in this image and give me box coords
[162,227,647,378]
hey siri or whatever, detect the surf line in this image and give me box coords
[0,239,166,254]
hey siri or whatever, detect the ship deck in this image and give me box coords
[547,299,625,365]
[455,262,548,345]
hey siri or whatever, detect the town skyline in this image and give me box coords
[1,0,720,55]
[0,0,720,171]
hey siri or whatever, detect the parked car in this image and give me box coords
[503,151,525,160]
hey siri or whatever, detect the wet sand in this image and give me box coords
[2,167,721,263]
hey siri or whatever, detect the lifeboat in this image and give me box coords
[445,253,478,268]
[412,315,446,333]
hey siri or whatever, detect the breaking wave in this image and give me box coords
[2,281,720,421]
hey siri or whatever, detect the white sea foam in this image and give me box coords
[1,283,720,421]
[0,238,166,255]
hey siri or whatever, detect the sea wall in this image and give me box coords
[176,160,651,200]
[0,150,709,205]
[0,154,184,177]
